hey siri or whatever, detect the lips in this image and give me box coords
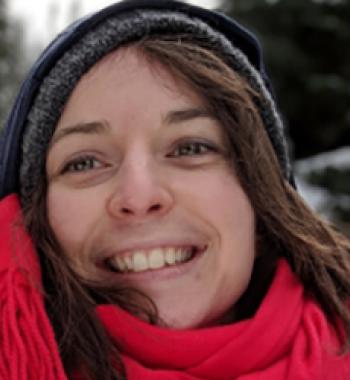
[105,245,201,273]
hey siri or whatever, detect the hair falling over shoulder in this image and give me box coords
[24,35,350,379]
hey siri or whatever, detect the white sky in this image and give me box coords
[8,0,217,46]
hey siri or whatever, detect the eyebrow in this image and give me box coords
[49,108,214,148]
[49,120,110,148]
[163,107,215,125]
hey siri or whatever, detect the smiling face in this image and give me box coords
[46,47,256,329]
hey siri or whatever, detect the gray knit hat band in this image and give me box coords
[21,9,291,206]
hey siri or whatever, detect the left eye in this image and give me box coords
[61,156,103,174]
[169,142,216,158]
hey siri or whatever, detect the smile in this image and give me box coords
[106,246,197,273]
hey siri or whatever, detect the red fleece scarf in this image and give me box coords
[1,194,350,380]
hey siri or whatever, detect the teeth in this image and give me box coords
[175,248,182,262]
[116,257,127,272]
[108,246,194,273]
[124,256,133,271]
[149,249,165,269]
[133,252,148,272]
[164,248,176,265]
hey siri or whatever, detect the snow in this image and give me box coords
[294,146,350,219]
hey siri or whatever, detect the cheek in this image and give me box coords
[175,168,256,268]
[46,186,103,255]
[210,178,255,268]
[175,168,254,234]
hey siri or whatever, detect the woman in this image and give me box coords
[0,0,350,379]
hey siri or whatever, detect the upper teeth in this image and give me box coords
[108,247,193,273]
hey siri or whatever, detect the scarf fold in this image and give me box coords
[1,194,349,380]
[97,263,350,380]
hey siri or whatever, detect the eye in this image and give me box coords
[61,155,103,174]
[169,141,217,158]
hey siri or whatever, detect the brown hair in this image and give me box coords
[24,35,350,380]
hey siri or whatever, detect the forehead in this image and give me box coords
[78,46,197,98]
[56,46,208,129]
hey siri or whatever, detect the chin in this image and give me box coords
[155,309,228,330]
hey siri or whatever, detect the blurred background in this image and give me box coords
[0,0,349,236]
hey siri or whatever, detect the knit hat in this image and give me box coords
[20,5,293,207]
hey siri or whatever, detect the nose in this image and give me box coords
[106,158,174,222]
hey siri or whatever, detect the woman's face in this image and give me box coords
[46,48,256,329]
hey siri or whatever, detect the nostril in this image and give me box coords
[149,204,162,212]
[119,204,162,216]
[121,207,133,214]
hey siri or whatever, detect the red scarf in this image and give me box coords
[1,194,350,379]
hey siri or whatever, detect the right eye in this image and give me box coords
[61,156,103,174]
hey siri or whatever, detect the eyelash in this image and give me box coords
[168,141,217,158]
[61,141,218,174]
[61,155,102,174]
